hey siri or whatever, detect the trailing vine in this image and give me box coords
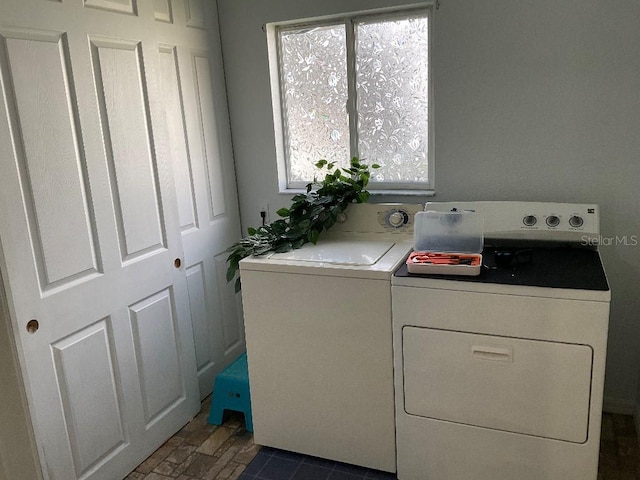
[226,157,379,292]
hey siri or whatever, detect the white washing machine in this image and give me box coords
[392,202,610,480]
[240,203,423,473]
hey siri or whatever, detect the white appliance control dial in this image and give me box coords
[385,209,410,228]
[546,215,560,227]
[569,215,584,228]
[523,215,537,226]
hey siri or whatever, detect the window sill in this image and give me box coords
[278,188,435,197]
[370,189,435,197]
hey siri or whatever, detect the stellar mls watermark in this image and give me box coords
[581,235,638,247]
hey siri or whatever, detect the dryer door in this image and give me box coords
[402,327,593,443]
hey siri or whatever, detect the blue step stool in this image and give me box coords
[207,352,253,432]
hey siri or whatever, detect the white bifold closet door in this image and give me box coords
[0,0,243,479]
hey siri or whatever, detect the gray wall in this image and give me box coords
[217,0,640,409]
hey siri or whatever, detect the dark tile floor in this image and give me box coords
[598,412,640,480]
[239,447,395,480]
[129,396,639,480]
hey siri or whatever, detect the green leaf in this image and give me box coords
[315,159,328,168]
[226,251,243,281]
[283,226,302,239]
[234,277,241,293]
[226,265,237,282]
[308,229,320,244]
[297,218,311,230]
[371,163,381,169]
[247,227,257,235]
[325,217,336,230]
[276,207,290,217]
[357,191,370,203]
[270,220,287,234]
[292,237,306,248]
[274,242,292,253]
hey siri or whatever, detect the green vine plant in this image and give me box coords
[226,157,380,292]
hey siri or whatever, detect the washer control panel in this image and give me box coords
[376,205,424,234]
[330,203,424,237]
[384,209,411,229]
[424,201,600,245]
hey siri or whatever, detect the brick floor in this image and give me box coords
[127,396,257,480]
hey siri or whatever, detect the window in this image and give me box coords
[269,8,433,192]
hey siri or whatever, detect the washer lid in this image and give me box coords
[269,240,394,265]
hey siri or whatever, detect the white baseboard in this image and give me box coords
[603,396,636,415]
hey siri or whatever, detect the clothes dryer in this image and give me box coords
[392,202,610,480]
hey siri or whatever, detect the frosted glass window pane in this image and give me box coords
[356,15,429,184]
[279,25,350,184]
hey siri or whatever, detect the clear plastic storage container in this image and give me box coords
[408,211,484,276]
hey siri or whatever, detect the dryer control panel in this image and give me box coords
[425,201,600,246]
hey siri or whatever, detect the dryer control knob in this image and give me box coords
[336,212,348,223]
[569,215,584,228]
[546,215,560,227]
[523,215,537,226]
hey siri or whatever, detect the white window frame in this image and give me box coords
[266,6,435,195]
